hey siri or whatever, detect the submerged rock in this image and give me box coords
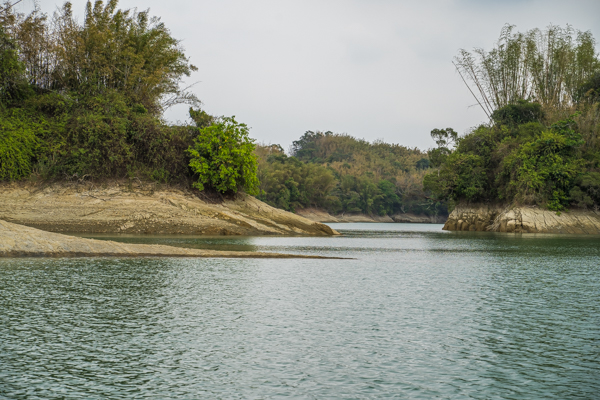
[0,220,343,258]
[443,203,600,234]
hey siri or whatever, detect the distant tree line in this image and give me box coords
[256,132,446,217]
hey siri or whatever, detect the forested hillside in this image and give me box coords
[0,0,200,182]
[4,4,598,220]
[424,25,600,211]
[0,0,260,196]
[256,132,447,217]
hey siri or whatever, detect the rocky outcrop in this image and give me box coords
[296,208,446,224]
[443,203,600,234]
[0,220,342,258]
[0,181,338,236]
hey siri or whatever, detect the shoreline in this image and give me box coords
[295,207,446,224]
[0,219,348,259]
[0,181,339,236]
[444,203,600,234]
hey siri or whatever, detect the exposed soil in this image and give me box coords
[0,180,339,236]
[444,203,600,234]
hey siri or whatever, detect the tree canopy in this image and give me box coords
[256,132,446,217]
[0,1,214,185]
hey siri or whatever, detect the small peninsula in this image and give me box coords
[0,219,341,258]
[423,25,600,233]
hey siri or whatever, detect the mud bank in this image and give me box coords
[0,182,338,236]
[443,203,600,234]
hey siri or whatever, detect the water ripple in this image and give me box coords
[1,224,599,398]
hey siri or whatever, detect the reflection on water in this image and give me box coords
[1,223,599,398]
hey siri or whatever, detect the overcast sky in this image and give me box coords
[19,0,600,151]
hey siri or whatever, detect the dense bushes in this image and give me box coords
[0,109,39,180]
[424,101,600,211]
[426,24,600,212]
[0,1,244,190]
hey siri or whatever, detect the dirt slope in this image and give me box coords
[0,181,338,236]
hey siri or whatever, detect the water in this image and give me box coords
[1,223,599,399]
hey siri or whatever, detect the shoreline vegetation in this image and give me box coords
[425,25,600,231]
[1,1,599,235]
[0,0,443,234]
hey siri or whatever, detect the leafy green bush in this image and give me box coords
[500,130,584,210]
[0,110,39,180]
[187,116,259,195]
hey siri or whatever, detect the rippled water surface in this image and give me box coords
[1,223,599,399]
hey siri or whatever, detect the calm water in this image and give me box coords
[1,223,599,399]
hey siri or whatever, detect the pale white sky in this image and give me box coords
[18,0,600,151]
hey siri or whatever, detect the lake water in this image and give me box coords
[1,223,599,399]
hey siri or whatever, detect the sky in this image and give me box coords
[15,0,600,151]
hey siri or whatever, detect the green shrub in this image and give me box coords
[492,100,544,127]
[187,116,259,195]
[0,110,39,180]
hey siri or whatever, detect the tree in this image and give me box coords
[187,116,259,195]
[428,128,457,168]
[1,0,200,114]
[454,24,600,118]
[0,25,28,105]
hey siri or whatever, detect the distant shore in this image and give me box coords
[295,207,446,224]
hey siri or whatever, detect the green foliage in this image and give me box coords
[576,72,600,103]
[1,0,199,114]
[188,116,259,195]
[189,107,215,129]
[257,151,336,212]
[257,134,447,217]
[432,24,600,212]
[425,106,598,211]
[492,100,543,127]
[0,1,206,185]
[500,128,584,210]
[0,26,30,106]
[455,24,600,117]
[0,109,40,180]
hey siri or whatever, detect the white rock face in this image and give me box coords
[443,204,600,234]
[0,220,337,258]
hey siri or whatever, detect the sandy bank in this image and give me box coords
[0,181,338,236]
[444,203,600,234]
[0,219,343,258]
